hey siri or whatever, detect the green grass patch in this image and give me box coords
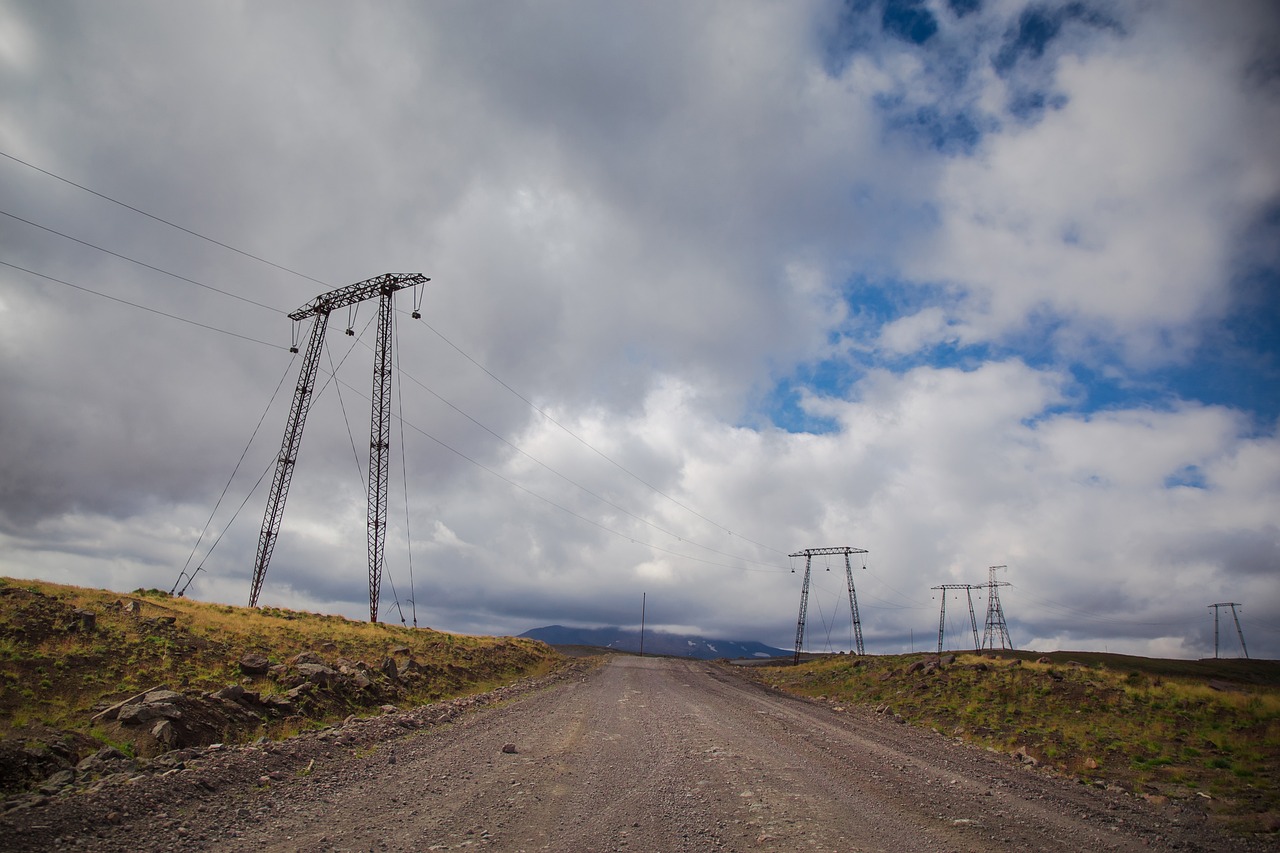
[749,650,1280,830]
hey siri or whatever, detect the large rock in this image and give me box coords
[295,663,339,686]
[290,651,325,666]
[238,654,271,675]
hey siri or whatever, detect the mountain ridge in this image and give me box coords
[519,624,791,660]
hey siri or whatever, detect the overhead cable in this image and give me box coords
[0,208,284,313]
[2,260,286,351]
[414,314,789,558]
[0,148,328,288]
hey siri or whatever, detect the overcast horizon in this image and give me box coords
[1,0,1277,659]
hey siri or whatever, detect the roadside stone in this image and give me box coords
[151,721,179,749]
[501,742,518,754]
[238,654,271,675]
[295,663,339,686]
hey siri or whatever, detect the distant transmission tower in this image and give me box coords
[790,547,868,663]
[248,272,429,622]
[932,583,981,654]
[981,564,1013,650]
[1208,602,1249,659]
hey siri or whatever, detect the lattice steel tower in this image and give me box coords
[932,583,982,654]
[1208,602,1249,659]
[981,564,1013,650]
[790,546,868,663]
[248,273,429,622]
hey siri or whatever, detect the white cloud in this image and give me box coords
[902,2,1280,365]
[0,1,1276,659]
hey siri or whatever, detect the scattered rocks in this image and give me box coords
[501,742,518,754]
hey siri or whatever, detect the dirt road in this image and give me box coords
[4,655,1262,851]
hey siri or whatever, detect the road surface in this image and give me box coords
[5,655,1255,851]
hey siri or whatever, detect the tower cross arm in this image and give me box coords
[287,273,429,321]
[789,547,868,558]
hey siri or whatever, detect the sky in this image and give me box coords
[1,0,1277,660]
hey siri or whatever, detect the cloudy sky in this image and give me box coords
[2,0,1277,659]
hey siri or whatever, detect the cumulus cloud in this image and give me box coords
[1,0,1276,659]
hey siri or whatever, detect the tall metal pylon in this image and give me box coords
[1209,602,1249,659]
[932,583,981,654]
[790,546,869,663]
[981,564,1013,650]
[248,272,429,622]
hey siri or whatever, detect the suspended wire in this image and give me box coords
[188,313,375,588]
[383,347,788,572]
[190,453,277,569]
[177,357,295,584]
[1013,586,1192,629]
[863,565,930,609]
[2,261,286,350]
[328,373,786,575]
[381,561,408,627]
[0,148,328,288]
[327,339,366,485]
[3,144,797,570]
[0,209,284,313]
[412,315,788,558]
[394,309,418,628]
[813,593,831,653]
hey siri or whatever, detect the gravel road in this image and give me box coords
[4,655,1267,851]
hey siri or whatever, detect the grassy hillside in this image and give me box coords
[752,650,1280,834]
[0,577,559,793]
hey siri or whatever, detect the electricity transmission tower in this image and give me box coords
[932,583,981,654]
[790,547,868,664]
[981,564,1013,650]
[1208,603,1249,659]
[248,272,429,622]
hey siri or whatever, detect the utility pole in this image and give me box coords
[981,565,1013,650]
[932,583,981,653]
[1209,603,1249,659]
[790,546,869,663]
[640,592,647,657]
[249,272,429,622]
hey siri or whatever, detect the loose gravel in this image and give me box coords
[2,656,1271,851]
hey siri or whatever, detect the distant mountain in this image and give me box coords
[519,625,791,660]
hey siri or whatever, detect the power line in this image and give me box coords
[413,315,789,558]
[0,148,327,288]
[0,208,284,313]
[383,343,788,571]
[3,144,789,566]
[2,260,286,351]
[326,371,787,575]
[177,358,296,582]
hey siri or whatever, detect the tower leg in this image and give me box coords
[793,556,812,665]
[249,312,330,607]
[366,290,395,622]
[966,588,980,651]
[844,553,865,655]
[936,592,946,655]
[1230,604,1249,659]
